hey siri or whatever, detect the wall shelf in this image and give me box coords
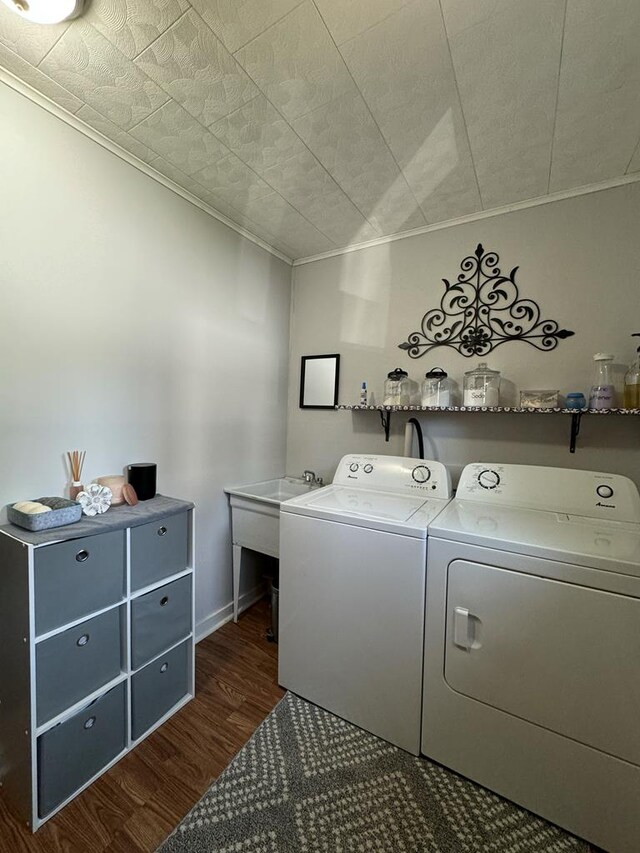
[336,405,640,453]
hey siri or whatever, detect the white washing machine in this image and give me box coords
[279,454,452,755]
[422,463,640,852]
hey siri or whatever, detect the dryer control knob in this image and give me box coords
[596,484,614,499]
[363,464,373,474]
[349,463,359,472]
[478,469,500,490]
[411,465,431,483]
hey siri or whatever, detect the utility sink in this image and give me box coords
[224,477,321,621]
[225,477,317,506]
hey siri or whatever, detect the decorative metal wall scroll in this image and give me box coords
[398,243,574,358]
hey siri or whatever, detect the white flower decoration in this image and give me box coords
[77,483,113,516]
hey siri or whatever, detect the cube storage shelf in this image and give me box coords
[0,495,195,831]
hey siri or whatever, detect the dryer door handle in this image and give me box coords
[453,606,472,649]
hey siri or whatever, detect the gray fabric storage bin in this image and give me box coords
[131,639,189,740]
[130,575,192,670]
[37,681,126,818]
[34,530,125,635]
[36,607,123,726]
[130,511,188,591]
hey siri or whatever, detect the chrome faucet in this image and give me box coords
[303,470,323,486]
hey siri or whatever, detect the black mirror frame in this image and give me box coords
[299,354,340,409]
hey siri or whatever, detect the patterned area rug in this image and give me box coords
[158,692,591,853]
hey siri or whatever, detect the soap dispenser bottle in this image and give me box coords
[623,334,640,408]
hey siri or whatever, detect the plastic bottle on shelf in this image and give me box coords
[360,381,368,406]
[623,335,640,408]
[588,353,615,410]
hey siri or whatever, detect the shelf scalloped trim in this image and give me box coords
[336,405,640,415]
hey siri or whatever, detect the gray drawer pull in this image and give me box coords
[84,716,96,730]
[160,662,169,673]
[158,526,167,536]
[160,596,169,607]
[75,549,90,563]
[76,633,90,647]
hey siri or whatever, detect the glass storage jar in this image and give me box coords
[463,362,501,407]
[383,368,411,406]
[589,353,615,410]
[624,335,640,408]
[421,368,453,407]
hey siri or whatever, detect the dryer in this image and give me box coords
[279,454,452,755]
[422,463,640,852]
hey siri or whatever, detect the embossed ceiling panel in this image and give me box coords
[84,0,189,59]
[549,0,640,192]
[135,9,258,126]
[1,0,639,261]
[441,0,565,209]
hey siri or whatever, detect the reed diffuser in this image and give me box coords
[67,450,86,500]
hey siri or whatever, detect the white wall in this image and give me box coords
[287,183,640,486]
[0,82,292,633]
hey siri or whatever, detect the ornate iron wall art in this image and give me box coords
[398,243,574,358]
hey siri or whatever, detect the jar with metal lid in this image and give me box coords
[421,368,453,407]
[463,362,501,407]
[383,368,411,406]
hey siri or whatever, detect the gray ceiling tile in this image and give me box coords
[189,0,302,54]
[550,0,640,191]
[0,43,82,113]
[210,94,307,172]
[292,89,426,234]
[39,22,168,130]
[314,0,411,46]
[261,148,379,243]
[0,4,69,65]
[234,1,353,122]
[135,9,258,127]
[442,0,564,209]
[192,153,274,208]
[130,99,230,174]
[340,0,481,223]
[84,0,189,60]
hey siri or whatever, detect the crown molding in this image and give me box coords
[292,172,640,267]
[0,68,293,266]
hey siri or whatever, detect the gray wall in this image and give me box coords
[0,82,292,634]
[287,182,640,486]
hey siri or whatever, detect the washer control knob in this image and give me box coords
[363,464,373,474]
[596,484,614,499]
[411,465,431,483]
[478,469,500,490]
[349,463,359,472]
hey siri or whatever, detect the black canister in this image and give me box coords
[126,463,157,501]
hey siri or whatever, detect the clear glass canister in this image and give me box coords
[421,368,452,407]
[463,362,501,407]
[589,353,615,410]
[383,368,410,406]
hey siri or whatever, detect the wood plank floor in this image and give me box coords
[0,600,284,853]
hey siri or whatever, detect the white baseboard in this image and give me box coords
[195,583,267,643]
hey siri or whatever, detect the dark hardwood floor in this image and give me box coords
[0,599,284,853]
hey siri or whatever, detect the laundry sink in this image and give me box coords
[225,477,317,507]
[224,477,321,621]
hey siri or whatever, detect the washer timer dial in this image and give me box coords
[478,469,500,490]
[411,465,431,483]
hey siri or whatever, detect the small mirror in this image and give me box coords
[300,354,340,409]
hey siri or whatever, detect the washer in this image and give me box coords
[279,454,452,754]
[422,463,640,852]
